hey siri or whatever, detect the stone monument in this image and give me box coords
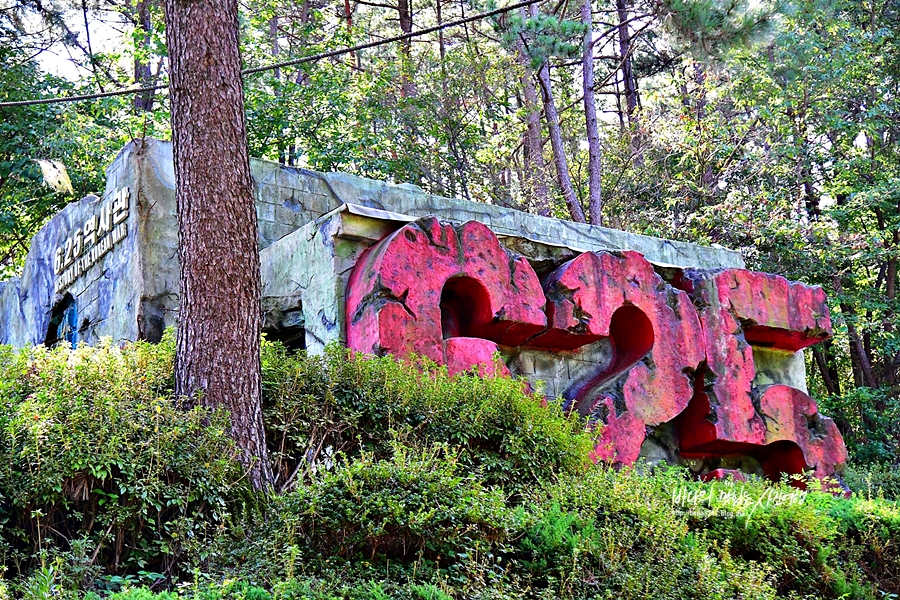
[0,138,847,484]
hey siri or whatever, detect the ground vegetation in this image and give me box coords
[0,339,897,597]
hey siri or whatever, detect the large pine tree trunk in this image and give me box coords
[581,0,603,225]
[164,0,273,489]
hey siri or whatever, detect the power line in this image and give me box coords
[0,0,539,108]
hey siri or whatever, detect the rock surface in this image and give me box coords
[1,138,846,484]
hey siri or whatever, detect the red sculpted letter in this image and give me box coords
[677,270,846,480]
[346,217,546,375]
[531,251,706,465]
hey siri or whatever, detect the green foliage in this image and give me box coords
[0,44,169,278]
[1,338,899,597]
[0,333,252,586]
[519,467,779,599]
[819,388,900,465]
[253,442,516,571]
[845,463,900,503]
[260,342,594,494]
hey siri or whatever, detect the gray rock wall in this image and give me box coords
[0,138,745,349]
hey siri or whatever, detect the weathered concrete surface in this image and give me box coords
[259,206,403,353]
[1,138,744,348]
[318,172,745,270]
[1,145,144,347]
[675,268,846,479]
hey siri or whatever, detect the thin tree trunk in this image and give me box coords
[536,59,586,223]
[615,0,638,124]
[133,0,156,112]
[436,0,471,201]
[81,0,107,93]
[398,0,416,97]
[581,0,602,225]
[270,15,288,165]
[514,10,552,216]
[812,345,838,396]
[832,274,878,388]
[886,253,898,385]
[343,0,359,69]
[164,0,273,489]
[529,3,584,222]
[614,72,625,131]
[812,346,852,438]
[824,339,841,396]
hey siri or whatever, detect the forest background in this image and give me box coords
[0,0,898,469]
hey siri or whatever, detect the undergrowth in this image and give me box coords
[0,336,897,598]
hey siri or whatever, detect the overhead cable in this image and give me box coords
[0,0,540,108]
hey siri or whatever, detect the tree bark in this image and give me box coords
[514,8,552,216]
[832,274,878,389]
[581,0,603,225]
[132,0,156,112]
[164,0,273,489]
[615,0,639,126]
[536,58,586,223]
[398,0,416,97]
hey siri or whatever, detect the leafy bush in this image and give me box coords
[260,342,594,494]
[517,466,779,600]
[256,442,516,570]
[0,333,251,585]
[677,474,900,597]
[1,336,899,598]
[846,462,900,502]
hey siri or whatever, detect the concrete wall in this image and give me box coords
[1,138,745,348]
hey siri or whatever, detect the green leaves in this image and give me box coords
[0,334,250,585]
[261,342,594,494]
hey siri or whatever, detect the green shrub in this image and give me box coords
[2,336,899,598]
[105,588,179,600]
[677,473,900,597]
[818,387,900,466]
[260,343,594,494]
[519,465,778,599]
[255,442,517,570]
[0,334,251,585]
[846,462,900,501]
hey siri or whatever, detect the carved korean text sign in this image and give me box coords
[53,187,130,294]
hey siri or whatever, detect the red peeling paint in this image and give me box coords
[758,385,847,479]
[677,269,846,481]
[532,251,705,465]
[588,395,645,464]
[345,217,847,483]
[443,337,511,377]
[346,217,546,375]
